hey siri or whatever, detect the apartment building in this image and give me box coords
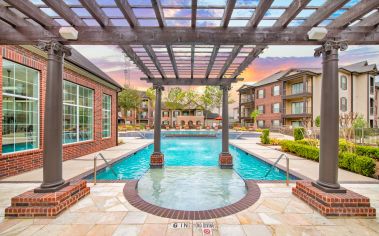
[238,61,378,128]
[119,92,153,126]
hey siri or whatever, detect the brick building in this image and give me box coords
[238,61,379,128]
[0,45,122,178]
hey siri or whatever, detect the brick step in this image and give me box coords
[10,181,87,206]
[5,181,90,218]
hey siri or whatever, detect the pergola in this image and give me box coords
[1,0,379,196]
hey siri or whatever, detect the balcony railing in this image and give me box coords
[241,97,254,103]
[283,107,312,118]
[283,86,312,98]
[370,86,374,95]
[369,107,374,116]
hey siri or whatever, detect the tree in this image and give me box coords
[353,115,367,144]
[183,89,200,109]
[146,87,156,108]
[164,87,186,110]
[315,115,320,127]
[250,109,260,127]
[118,86,142,125]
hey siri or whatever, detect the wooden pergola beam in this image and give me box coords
[166,45,179,79]
[42,0,86,27]
[247,0,274,28]
[191,0,197,28]
[191,44,195,79]
[217,45,242,78]
[0,5,30,27]
[120,45,154,78]
[273,0,311,28]
[328,0,379,28]
[79,0,112,27]
[205,45,220,79]
[231,46,266,78]
[151,0,165,27]
[302,0,350,27]
[4,0,59,28]
[354,10,379,27]
[115,0,139,28]
[221,0,237,28]
[141,77,242,86]
[143,45,166,79]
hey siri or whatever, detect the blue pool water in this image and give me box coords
[92,137,297,180]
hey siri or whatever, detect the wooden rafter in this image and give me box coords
[221,0,237,28]
[328,0,379,28]
[247,0,274,27]
[115,0,139,28]
[354,10,379,27]
[191,0,197,28]
[0,5,30,27]
[120,45,154,79]
[79,0,112,27]
[217,45,242,78]
[42,0,86,27]
[205,45,220,79]
[231,46,266,78]
[4,0,59,28]
[141,77,242,86]
[151,0,165,27]
[143,45,166,79]
[166,45,179,79]
[191,44,195,79]
[273,0,311,28]
[302,0,350,27]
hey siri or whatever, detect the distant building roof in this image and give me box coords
[204,110,219,119]
[340,61,378,74]
[253,70,290,86]
[376,82,379,87]
[66,47,122,89]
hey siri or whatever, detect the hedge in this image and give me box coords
[355,145,379,161]
[296,139,319,147]
[260,129,270,144]
[280,140,376,177]
[293,127,305,141]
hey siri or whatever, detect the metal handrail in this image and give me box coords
[93,153,118,185]
[264,153,290,186]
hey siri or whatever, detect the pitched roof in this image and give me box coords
[340,61,377,74]
[65,47,122,89]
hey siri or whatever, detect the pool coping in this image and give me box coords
[123,179,261,220]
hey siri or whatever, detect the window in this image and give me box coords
[173,111,180,117]
[126,110,131,117]
[272,103,280,113]
[291,121,302,127]
[340,75,347,90]
[63,81,93,144]
[340,97,347,112]
[291,83,303,94]
[162,111,169,117]
[102,94,111,138]
[272,120,280,127]
[2,60,39,154]
[257,120,265,128]
[196,110,203,116]
[291,102,304,114]
[273,85,280,96]
[258,105,265,114]
[258,89,265,99]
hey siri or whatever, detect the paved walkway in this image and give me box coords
[230,138,379,183]
[1,138,153,182]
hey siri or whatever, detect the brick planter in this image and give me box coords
[5,180,90,218]
[150,152,164,168]
[219,153,233,168]
[292,181,376,217]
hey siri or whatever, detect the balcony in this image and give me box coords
[283,86,312,100]
[241,97,254,104]
[283,107,312,118]
[369,107,375,116]
[370,86,375,95]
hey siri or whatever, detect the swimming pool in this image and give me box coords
[91,137,297,181]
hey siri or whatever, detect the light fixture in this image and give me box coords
[307,27,328,41]
[59,27,78,40]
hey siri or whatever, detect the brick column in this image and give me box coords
[219,84,233,168]
[150,84,164,167]
[35,41,71,193]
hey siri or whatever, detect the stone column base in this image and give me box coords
[292,181,376,218]
[219,152,233,168]
[5,180,90,218]
[150,152,164,168]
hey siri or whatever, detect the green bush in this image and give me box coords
[355,145,379,161]
[280,140,319,161]
[260,129,270,144]
[339,152,376,177]
[293,127,305,141]
[269,138,282,145]
[296,139,319,147]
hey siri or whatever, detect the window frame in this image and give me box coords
[340,75,347,90]
[273,85,280,96]
[102,94,112,139]
[2,59,40,154]
[340,97,347,112]
[272,103,280,113]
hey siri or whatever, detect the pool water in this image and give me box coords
[138,167,246,210]
[92,137,297,180]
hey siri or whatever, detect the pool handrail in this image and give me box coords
[93,153,118,184]
[263,153,290,186]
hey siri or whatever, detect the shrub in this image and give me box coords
[315,116,320,127]
[338,139,355,152]
[296,139,319,147]
[355,145,379,161]
[339,152,376,177]
[280,140,319,161]
[255,128,263,133]
[269,138,282,145]
[293,127,305,141]
[260,129,270,144]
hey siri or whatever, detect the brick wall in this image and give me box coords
[254,82,282,128]
[0,45,118,178]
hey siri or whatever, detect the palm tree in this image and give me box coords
[250,109,260,128]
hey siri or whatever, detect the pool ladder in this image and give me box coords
[93,153,118,185]
[263,153,290,186]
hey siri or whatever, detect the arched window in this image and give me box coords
[340,97,347,112]
[340,75,347,90]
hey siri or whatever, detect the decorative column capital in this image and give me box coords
[153,84,164,91]
[220,84,231,91]
[37,40,71,57]
[314,40,348,58]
